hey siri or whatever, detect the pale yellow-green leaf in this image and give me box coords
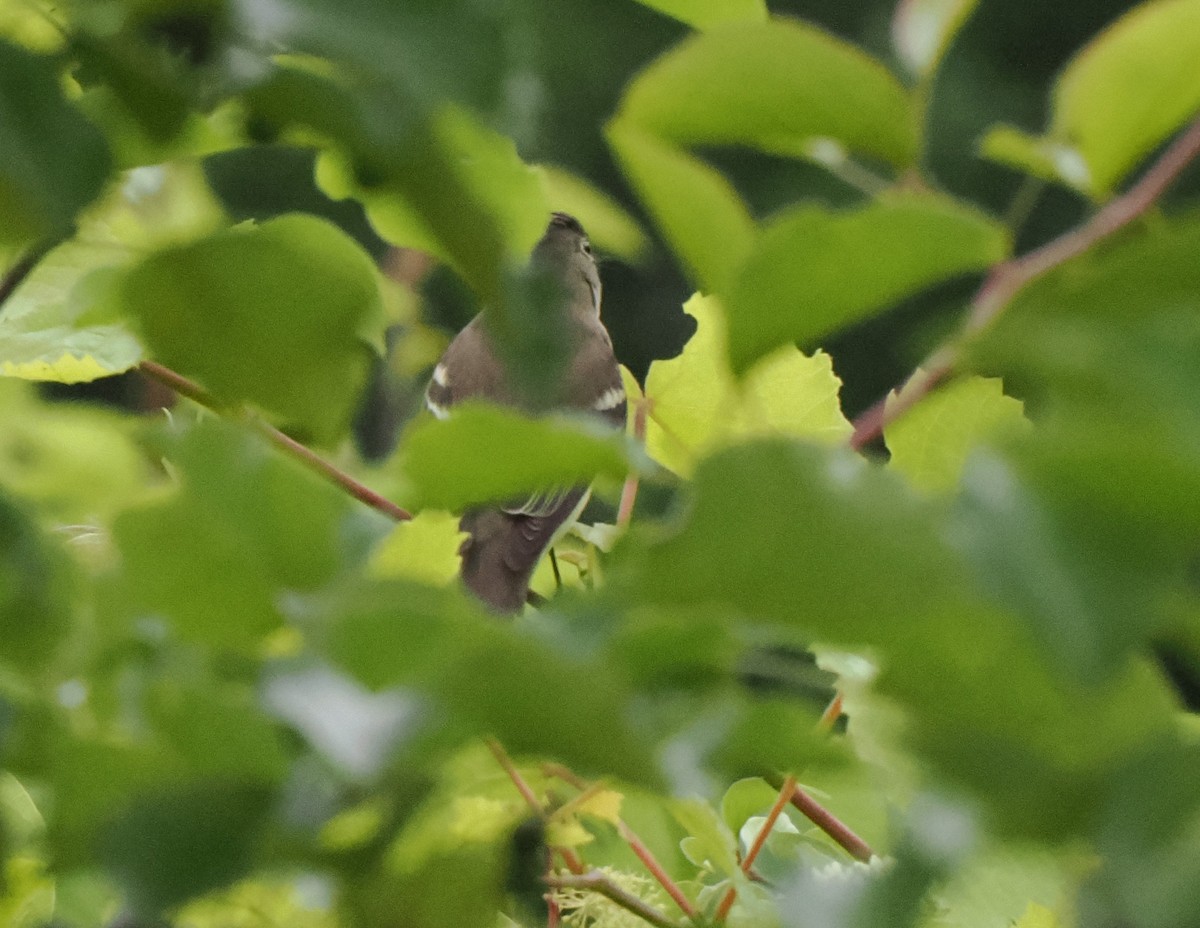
[892,0,980,75]
[545,817,594,848]
[369,509,464,586]
[1012,902,1060,928]
[535,164,650,263]
[644,293,851,475]
[884,374,1029,492]
[978,125,1093,193]
[1053,0,1200,195]
[575,788,624,825]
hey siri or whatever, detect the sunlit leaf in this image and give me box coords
[884,375,1028,493]
[726,193,1009,373]
[369,509,464,586]
[1053,0,1200,195]
[617,19,917,168]
[644,294,850,475]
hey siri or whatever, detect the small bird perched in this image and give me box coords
[425,213,626,612]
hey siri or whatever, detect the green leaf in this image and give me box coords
[617,19,917,169]
[0,382,146,524]
[369,509,464,587]
[672,797,740,876]
[978,125,1092,191]
[323,581,657,785]
[122,214,384,444]
[892,0,980,75]
[0,490,73,674]
[106,418,371,651]
[395,403,632,511]
[0,39,111,245]
[1052,0,1200,195]
[606,121,756,293]
[644,294,851,476]
[725,194,1009,373]
[884,375,1028,493]
[99,781,275,915]
[613,439,959,635]
[629,0,767,29]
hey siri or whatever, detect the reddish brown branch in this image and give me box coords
[543,763,697,918]
[850,114,1200,450]
[715,776,797,922]
[790,785,874,862]
[617,396,649,528]
[138,360,412,522]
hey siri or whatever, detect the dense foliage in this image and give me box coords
[1,0,1199,926]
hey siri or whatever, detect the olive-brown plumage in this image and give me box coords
[425,213,626,612]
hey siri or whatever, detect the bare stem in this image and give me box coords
[850,114,1200,450]
[715,775,797,922]
[617,397,649,528]
[543,763,697,918]
[547,871,685,928]
[789,785,874,862]
[137,361,412,522]
[486,737,544,815]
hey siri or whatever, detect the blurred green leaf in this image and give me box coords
[673,797,740,876]
[107,418,370,650]
[0,490,72,674]
[892,0,980,75]
[607,121,756,292]
[0,39,111,246]
[0,382,146,524]
[644,293,851,476]
[617,19,917,168]
[99,781,274,915]
[395,403,632,511]
[613,439,959,635]
[725,194,1009,373]
[123,213,384,444]
[630,0,767,29]
[884,375,1028,493]
[323,580,658,785]
[978,125,1092,191]
[1052,0,1200,195]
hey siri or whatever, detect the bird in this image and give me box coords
[424,212,627,612]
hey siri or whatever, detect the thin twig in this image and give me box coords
[546,871,685,928]
[817,692,844,732]
[715,776,797,922]
[0,235,63,310]
[617,397,649,528]
[850,114,1200,450]
[543,763,698,918]
[137,360,413,522]
[487,737,544,815]
[789,785,874,862]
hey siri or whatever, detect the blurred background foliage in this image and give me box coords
[2,0,1200,926]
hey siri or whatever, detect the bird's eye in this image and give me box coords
[581,239,592,256]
